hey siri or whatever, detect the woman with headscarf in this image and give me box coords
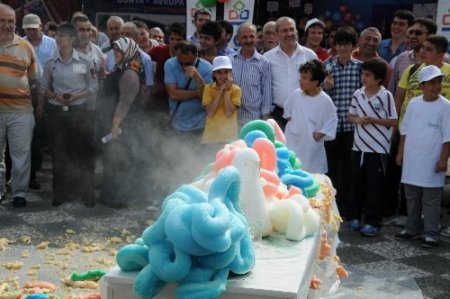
[99,37,147,208]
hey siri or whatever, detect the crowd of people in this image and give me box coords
[0,3,449,247]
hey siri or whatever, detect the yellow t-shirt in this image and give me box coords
[201,82,241,144]
[398,62,450,123]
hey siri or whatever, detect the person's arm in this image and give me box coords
[348,113,369,125]
[184,65,206,98]
[165,83,200,101]
[396,134,406,166]
[436,142,450,172]
[204,86,222,117]
[261,60,273,119]
[111,69,140,138]
[366,117,397,127]
[395,87,406,118]
[223,79,239,118]
[316,102,337,141]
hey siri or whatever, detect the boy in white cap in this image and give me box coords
[395,65,450,248]
[201,56,241,144]
[303,18,330,61]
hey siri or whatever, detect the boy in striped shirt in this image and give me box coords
[347,57,398,236]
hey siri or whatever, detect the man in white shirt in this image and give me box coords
[264,16,317,129]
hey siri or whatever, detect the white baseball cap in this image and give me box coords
[22,14,41,29]
[212,56,232,72]
[418,65,443,83]
[305,18,325,32]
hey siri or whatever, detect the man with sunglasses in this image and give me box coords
[164,41,212,187]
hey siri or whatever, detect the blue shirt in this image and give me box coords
[229,50,272,125]
[324,57,362,133]
[23,34,57,79]
[164,57,212,131]
[378,39,406,63]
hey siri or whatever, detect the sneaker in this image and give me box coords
[440,226,450,238]
[360,224,379,237]
[394,230,421,240]
[394,215,408,227]
[12,196,27,208]
[421,237,438,248]
[349,219,361,231]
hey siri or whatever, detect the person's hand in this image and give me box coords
[323,74,334,90]
[36,104,44,118]
[184,66,200,80]
[313,132,325,142]
[395,152,403,166]
[359,116,370,125]
[111,126,121,139]
[436,159,448,172]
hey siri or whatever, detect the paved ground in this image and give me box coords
[0,160,449,298]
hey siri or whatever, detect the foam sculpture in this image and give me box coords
[116,166,255,299]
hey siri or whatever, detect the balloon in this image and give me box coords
[332,11,341,22]
[200,0,216,8]
[217,0,226,3]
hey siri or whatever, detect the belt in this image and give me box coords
[46,102,88,113]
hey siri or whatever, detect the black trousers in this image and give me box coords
[348,151,387,227]
[46,105,95,203]
[325,131,354,218]
[270,106,287,132]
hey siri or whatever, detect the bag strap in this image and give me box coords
[407,63,422,82]
[170,59,201,122]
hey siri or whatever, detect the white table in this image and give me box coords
[100,233,320,299]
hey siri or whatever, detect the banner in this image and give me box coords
[224,0,255,49]
[436,0,450,51]
[186,0,217,42]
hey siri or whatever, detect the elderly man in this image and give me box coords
[264,16,317,129]
[261,21,278,53]
[22,13,57,189]
[0,4,39,207]
[101,16,124,73]
[229,23,272,125]
[353,27,392,86]
[149,27,165,44]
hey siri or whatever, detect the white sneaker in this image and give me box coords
[441,225,450,237]
[394,215,408,227]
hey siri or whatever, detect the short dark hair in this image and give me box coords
[57,22,77,37]
[193,8,211,21]
[299,59,327,86]
[133,20,148,31]
[199,21,222,41]
[218,20,234,36]
[173,41,198,56]
[71,15,89,26]
[415,17,437,35]
[167,22,186,39]
[425,35,449,54]
[334,26,358,46]
[394,10,415,27]
[361,57,387,85]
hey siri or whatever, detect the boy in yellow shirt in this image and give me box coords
[202,56,241,144]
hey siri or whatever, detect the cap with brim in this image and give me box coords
[305,18,325,32]
[212,56,232,72]
[418,65,443,83]
[22,14,41,29]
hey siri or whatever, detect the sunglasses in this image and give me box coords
[408,29,427,36]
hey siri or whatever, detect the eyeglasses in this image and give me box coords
[408,29,427,36]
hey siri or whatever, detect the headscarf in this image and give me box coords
[113,37,140,70]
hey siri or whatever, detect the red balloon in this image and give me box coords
[217,0,226,3]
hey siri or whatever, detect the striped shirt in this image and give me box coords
[229,50,272,125]
[349,86,397,154]
[324,57,362,132]
[0,35,38,113]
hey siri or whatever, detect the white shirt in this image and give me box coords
[264,43,317,108]
[349,86,397,154]
[283,89,337,174]
[400,95,450,187]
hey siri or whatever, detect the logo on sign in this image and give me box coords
[228,0,249,20]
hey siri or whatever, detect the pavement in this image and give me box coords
[1,159,450,298]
